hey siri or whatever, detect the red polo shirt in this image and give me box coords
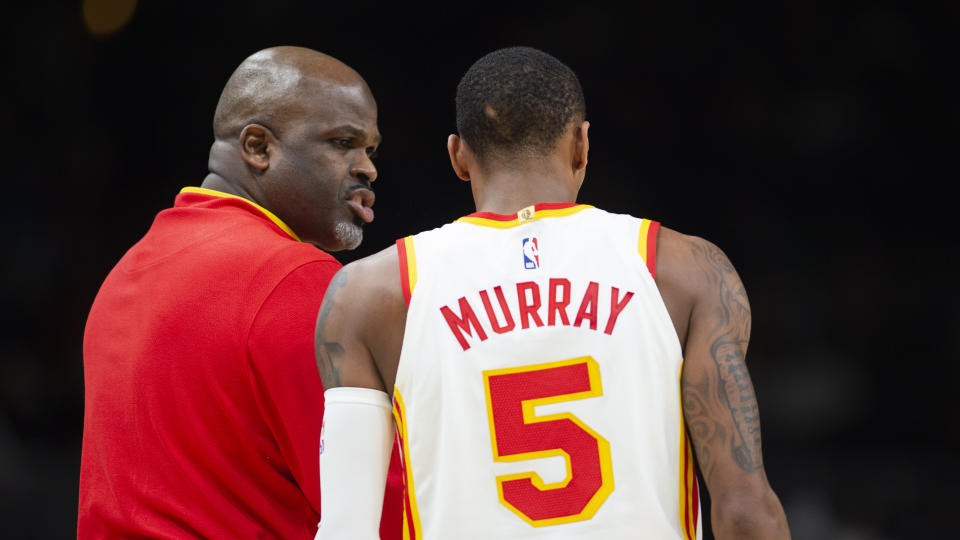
[79,187,402,539]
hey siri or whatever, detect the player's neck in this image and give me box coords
[473,172,578,215]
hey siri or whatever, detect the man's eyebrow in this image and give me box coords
[334,125,382,145]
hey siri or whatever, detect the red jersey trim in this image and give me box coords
[393,390,422,539]
[396,237,417,308]
[678,372,700,540]
[457,203,593,229]
[638,219,660,279]
[180,187,301,241]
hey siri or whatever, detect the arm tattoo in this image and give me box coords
[683,240,763,480]
[315,269,348,388]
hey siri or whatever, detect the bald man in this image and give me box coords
[78,47,402,539]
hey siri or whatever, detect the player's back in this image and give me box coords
[393,203,701,539]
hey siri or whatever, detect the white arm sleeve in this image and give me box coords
[315,387,394,540]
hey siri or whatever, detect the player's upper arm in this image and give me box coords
[659,229,790,538]
[676,233,761,484]
[314,245,406,395]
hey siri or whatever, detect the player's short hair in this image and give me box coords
[455,46,586,162]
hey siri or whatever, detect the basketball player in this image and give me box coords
[314,47,790,539]
[79,47,402,538]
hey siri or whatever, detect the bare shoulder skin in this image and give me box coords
[656,226,791,539]
[315,245,406,396]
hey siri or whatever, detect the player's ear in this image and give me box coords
[239,124,275,172]
[573,120,589,172]
[447,134,471,182]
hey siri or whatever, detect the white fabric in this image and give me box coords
[315,387,393,540]
[394,207,699,539]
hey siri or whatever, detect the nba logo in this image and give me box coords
[522,237,539,269]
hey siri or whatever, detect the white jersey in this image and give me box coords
[392,203,700,539]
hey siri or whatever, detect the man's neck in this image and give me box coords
[472,170,578,215]
[200,173,251,199]
[203,141,268,207]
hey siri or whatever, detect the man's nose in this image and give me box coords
[351,153,377,185]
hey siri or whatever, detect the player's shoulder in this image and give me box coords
[411,218,471,241]
[341,243,400,278]
[322,243,407,334]
[575,205,653,230]
[658,226,734,270]
[656,226,743,300]
[571,208,722,262]
[335,242,403,303]
[658,225,707,257]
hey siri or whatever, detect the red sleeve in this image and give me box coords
[246,259,404,540]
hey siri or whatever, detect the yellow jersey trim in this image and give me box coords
[638,219,652,262]
[403,236,417,301]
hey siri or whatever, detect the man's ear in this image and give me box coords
[447,134,472,182]
[239,124,274,172]
[573,120,590,172]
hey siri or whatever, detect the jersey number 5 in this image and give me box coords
[483,356,614,527]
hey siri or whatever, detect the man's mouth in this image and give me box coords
[345,188,375,223]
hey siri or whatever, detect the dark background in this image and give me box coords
[2,1,956,538]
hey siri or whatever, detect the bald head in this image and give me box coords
[213,46,368,141]
[203,46,380,251]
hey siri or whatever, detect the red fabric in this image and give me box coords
[646,220,660,279]
[396,237,412,307]
[79,191,402,539]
